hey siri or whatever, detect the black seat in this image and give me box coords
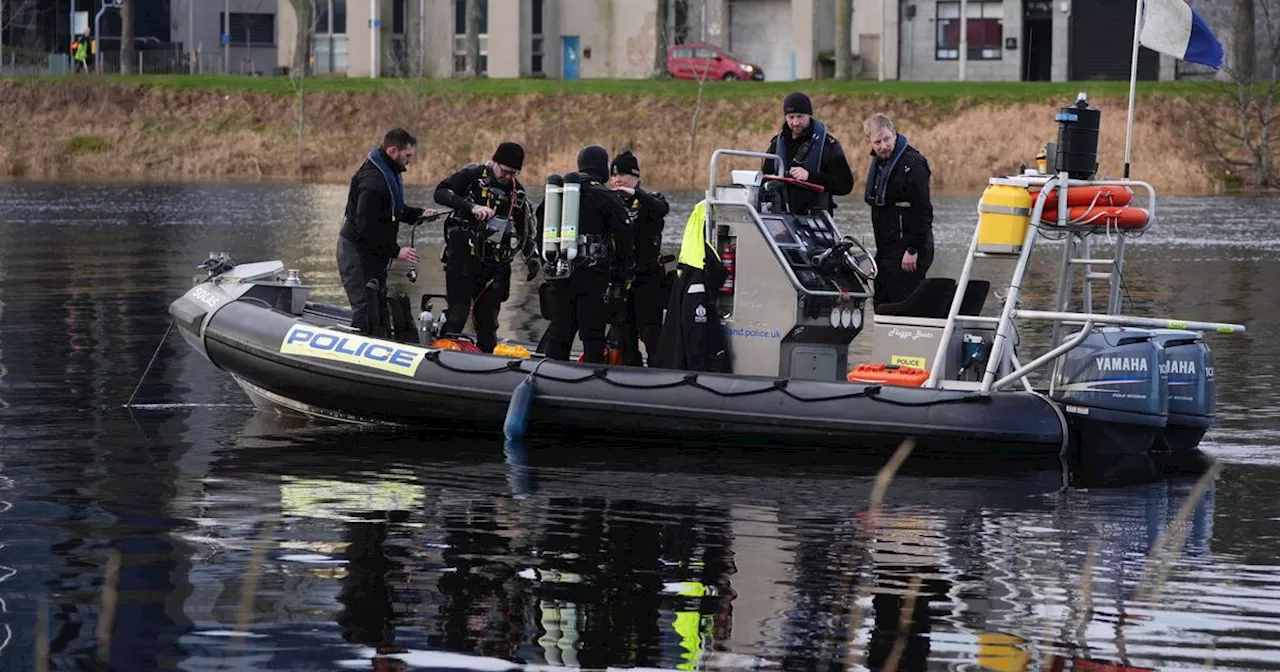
[876,278,957,318]
[959,279,991,316]
[876,278,992,319]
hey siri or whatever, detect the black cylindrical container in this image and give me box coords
[1053,93,1100,179]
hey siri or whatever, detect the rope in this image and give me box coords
[418,350,992,407]
[124,319,175,408]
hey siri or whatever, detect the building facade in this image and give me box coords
[272,0,1223,81]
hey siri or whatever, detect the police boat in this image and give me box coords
[167,99,1243,474]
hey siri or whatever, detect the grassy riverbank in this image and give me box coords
[0,75,1236,194]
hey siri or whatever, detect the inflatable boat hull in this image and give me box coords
[174,293,1069,460]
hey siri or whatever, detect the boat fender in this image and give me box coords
[561,173,581,262]
[504,359,548,441]
[542,174,563,263]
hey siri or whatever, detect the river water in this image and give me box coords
[0,180,1277,670]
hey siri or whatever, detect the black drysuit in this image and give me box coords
[432,163,537,353]
[536,175,635,364]
[610,187,671,367]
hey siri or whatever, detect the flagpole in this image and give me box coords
[1123,0,1145,180]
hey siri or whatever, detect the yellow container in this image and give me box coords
[977,177,1033,255]
[493,342,532,358]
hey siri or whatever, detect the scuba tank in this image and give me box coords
[561,173,581,262]
[542,174,563,263]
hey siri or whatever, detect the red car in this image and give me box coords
[667,43,764,81]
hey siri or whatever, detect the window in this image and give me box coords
[936,1,1003,61]
[393,0,405,34]
[530,0,544,73]
[315,0,347,34]
[454,0,489,74]
[221,12,276,47]
[313,1,348,74]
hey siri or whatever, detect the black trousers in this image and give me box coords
[442,251,511,354]
[613,268,668,366]
[543,269,612,363]
[337,236,388,334]
[873,248,931,308]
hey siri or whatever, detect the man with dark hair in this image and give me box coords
[608,150,670,366]
[538,145,635,364]
[337,127,435,334]
[760,92,855,215]
[431,141,540,353]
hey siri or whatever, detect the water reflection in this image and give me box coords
[156,413,1252,670]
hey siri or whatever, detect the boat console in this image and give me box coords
[704,151,877,381]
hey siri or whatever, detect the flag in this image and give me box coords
[1138,0,1225,69]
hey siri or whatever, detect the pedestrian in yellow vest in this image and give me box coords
[70,30,90,73]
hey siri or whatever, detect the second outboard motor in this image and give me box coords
[1150,328,1216,462]
[1051,327,1168,482]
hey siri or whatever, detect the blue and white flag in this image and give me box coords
[1139,0,1225,69]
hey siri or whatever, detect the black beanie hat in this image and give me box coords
[492,141,525,170]
[611,150,640,177]
[577,145,609,181]
[783,92,813,116]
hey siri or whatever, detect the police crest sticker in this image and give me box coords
[694,304,707,323]
[280,325,427,377]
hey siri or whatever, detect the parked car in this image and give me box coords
[667,44,764,81]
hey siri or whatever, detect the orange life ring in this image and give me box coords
[1041,205,1150,229]
[430,337,482,353]
[1034,185,1134,209]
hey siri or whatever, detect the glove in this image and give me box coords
[525,257,542,282]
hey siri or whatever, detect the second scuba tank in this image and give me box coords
[542,174,563,263]
[560,173,581,262]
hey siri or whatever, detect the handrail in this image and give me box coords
[1013,309,1246,334]
[979,176,1060,392]
[706,149,785,242]
[922,204,985,388]
[993,319,1094,391]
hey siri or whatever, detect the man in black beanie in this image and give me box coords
[536,145,635,364]
[607,150,670,366]
[760,91,856,215]
[431,141,540,353]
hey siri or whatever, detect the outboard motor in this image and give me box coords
[1149,329,1216,466]
[1051,327,1168,481]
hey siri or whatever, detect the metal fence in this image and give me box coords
[0,48,263,77]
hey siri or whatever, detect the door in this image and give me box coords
[1069,0,1157,80]
[562,36,580,80]
[1022,0,1052,81]
[728,0,791,81]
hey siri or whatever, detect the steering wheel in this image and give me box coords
[762,174,825,193]
[840,235,878,282]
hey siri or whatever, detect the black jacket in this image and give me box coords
[652,245,732,373]
[433,162,536,262]
[761,123,855,213]
[535,173,635,274]
[621,187,670,273]
[339,149,425,262]
[865,145,934,265]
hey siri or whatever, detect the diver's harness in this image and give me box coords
[544,178,618,281]
[444,164,534,268]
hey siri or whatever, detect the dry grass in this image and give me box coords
[0,79,1250,194]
